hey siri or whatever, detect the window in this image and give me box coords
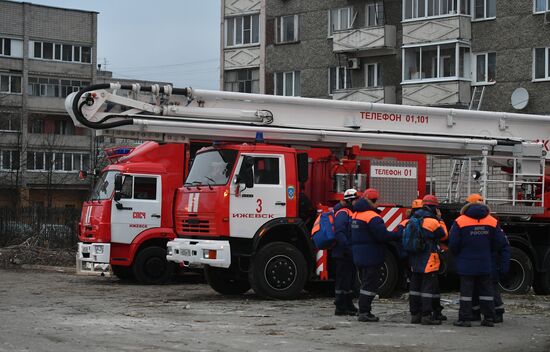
[403,0,469,20]
[28,77,89,97]
[276,15,299,43]
[473,52,496,83]
[403,43,470,82]
[473,0,496,20]
[120,175,133,199]
[329,7,353,36]
[55,119,75,135]
[253,157,280,185]
[329,66,352,94]
[0,150,19,171]
[274,71,301,96]
[534,47,550,80]
[29,41,92,63]
[225,14,260,47]
[28,117,44,134]
[0,74,22,94]
[0,38,23,57]
[0,113,20,131]
[367,2,385,27]
[535,0,550,12]
[224,69,260,93]
[366,63,382,87]
[27,152,89,172]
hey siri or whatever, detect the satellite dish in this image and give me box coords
[511,88,529,110]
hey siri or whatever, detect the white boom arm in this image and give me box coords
[65,83,548,158]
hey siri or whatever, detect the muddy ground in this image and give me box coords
[0,268,549,352]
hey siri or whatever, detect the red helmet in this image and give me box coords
[422,194,439,206]
[364,188,380,201]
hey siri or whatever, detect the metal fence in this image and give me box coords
[0,207,80,248]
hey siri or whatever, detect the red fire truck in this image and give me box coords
[67,83,550,298]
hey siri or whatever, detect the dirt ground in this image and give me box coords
[0,268,549,352]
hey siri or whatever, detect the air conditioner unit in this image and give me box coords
[347,58,360,70]
[545,11,550,25]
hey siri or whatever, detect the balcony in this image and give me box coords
[333,86,396,104]
[27,133,91,149]
[333,25,396,55]
[224,46,260,70]
[402,80,470,107]
[27,96,66,113]
[402,15,471,45]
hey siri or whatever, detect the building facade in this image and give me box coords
[220,0,550,115]
[0,0,97,207]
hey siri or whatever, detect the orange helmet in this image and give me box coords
[422,194,439,206]
[364,188,380,201]
[466,193,484,203]
[411,199,423,209]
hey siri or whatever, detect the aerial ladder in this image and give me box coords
[66,83,550,298]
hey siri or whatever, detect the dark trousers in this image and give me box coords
[473,279,504,316]
[334,256,356,310]
[459,274,495,322]
[409,272,439,316]
[358,265,380,314]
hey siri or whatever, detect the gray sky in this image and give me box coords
[18,0,221,89]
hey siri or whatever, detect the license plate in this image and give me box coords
[181,249,191,256]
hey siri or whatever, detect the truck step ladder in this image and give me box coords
[469,86,485,110]
[446,159,468,203]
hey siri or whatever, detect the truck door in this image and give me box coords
[230,154,287,238]
[111,174,162,244]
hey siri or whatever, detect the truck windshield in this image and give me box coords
[185,149,238,186]
[90,171,118,200]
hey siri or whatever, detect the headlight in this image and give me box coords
[203,249,217,259]
[94,245,104,254]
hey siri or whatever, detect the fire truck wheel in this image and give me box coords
[377,249,399,298]
[132,246,175,285]
[249,241,308,300]
[111,265,134,281]
[204,266,251,295]
[499,247,533,294]
[533,270,550,295]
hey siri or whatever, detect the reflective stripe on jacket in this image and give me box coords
[408,208,447,273]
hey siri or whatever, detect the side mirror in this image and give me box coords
[114,174,123,191]
[114,190,122,202]
[237,156,254,189]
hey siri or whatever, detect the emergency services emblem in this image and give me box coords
[287,185,295,200]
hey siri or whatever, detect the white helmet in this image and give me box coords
[343,188,358,200]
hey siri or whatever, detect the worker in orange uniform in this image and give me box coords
[351,188,399,322]
[407,195,448,325]
[450,193,509,327]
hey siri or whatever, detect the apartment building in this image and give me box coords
[0,0,97,207]
[220,0,550,114]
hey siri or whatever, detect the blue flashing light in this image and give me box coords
[255,132,264,143]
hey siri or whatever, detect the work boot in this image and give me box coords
[346,301,359,314]
[453,320,472,327]
[358,313,380,322]
[481,319,495,327]
[421,315,441,325]
[335,307,357,316]
[471,311,481,321]
[433,311,447,321]
[494,313,504,324]
[410,314,421,324]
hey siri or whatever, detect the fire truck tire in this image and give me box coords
[533,271,550,295]
[204,266,251,295]
[132,246,174,285]
[377,249,399,298]
[249,242,308,300]
[111,265,134,281]
[499,247,533,294]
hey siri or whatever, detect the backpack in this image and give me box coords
[402,215,426,253]
[311,211,336,250]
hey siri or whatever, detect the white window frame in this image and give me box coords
[472,52,496,85]
[328,66,352,95]
[471,0,496,21]
[28,40,92,64]
[225,14,260,48]
[534,0,550,13]
[276,15,299,43]
[533,47,550,82]
[0,150,19,171]
[402,41,471,83]
[328,7,353,37]
[403,0,468,21]
[365,63,381,87]
[0,74,22,94]
[0,37,23,58]
[366,2,385,27]
[27,151,87,173]
[274,71,301,96]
